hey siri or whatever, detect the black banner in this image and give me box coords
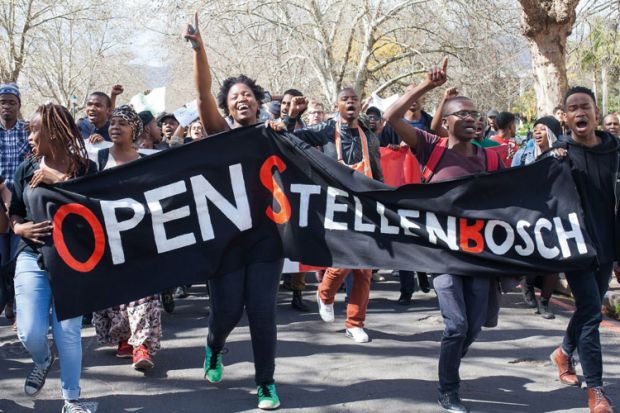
[27,125,596,319]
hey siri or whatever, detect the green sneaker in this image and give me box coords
[257,383,280,410]
[203,345,223,383]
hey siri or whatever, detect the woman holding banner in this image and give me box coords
[10,103,97,413]
[91,105,162,371]
[511,116,561,320]
[184,14,283,410]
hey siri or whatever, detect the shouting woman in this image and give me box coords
[10,104,97,413]
[184,13,282,410]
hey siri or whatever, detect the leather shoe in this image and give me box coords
[550,347,579,386]
[587,387,614,413]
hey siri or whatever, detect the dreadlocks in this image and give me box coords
[36,103,89,178]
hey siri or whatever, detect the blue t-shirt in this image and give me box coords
[78,118,111,141]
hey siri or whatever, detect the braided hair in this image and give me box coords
[36,103,89,178]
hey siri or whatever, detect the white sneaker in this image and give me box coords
[316,290,334,322]
[346,327,369,343]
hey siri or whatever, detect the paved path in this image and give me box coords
[1,275,620,413]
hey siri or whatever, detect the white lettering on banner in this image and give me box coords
[397,209,421,236]
[534,218,560,259]
[145,181,197,253]
[324,186,349,230]
[190,163,252,240]
[515,220,535,256]
[101,199,146,265]
[290,184,321,227]
[426,212,458,250]
[91,160,591,267]
[554,213,588,258]
[377,202,400,234]
[353,196,375,232]
[485,220,515,255]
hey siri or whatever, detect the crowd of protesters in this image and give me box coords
[0,15,619,413]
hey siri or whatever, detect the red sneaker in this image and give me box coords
[116,340,133,358]
[132,345,154,371]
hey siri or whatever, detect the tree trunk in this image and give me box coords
[592,70,598,102]
[518,0,579,117]
[528,30,571,116]
[601,65,608,115]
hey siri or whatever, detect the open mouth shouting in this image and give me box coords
[236,102,251,116]
[344,104,358,119]
[574,117,589,133]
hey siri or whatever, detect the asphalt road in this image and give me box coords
[1,274,619,413]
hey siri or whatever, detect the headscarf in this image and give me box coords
[111,105,143,142]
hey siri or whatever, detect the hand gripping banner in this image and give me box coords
[26,125,596,319]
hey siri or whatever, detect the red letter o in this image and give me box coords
[53,203,105,273]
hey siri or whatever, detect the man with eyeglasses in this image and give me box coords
[307,101,326,126]
[385,58,505,413]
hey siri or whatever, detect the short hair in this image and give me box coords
[441,96,473,117]
[217,74,265,116]
[308,100,324,109]
[564,86,596,106]
[282,88,303,98]
[553,105,564,113]
[366,106,381,117]
[88,91,112,108]
[338,87,357,97]
[496,111,516,130]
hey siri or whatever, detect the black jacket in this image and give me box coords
[553,131,620,264]
[284,117,383,182]
[10,157,97,255]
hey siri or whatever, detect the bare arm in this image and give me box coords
[431,87,458,137]
[110,84,123,110]
[384,57,448,149]
[184,12,229,135]
[173,124,187,138]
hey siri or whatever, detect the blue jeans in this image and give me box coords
[562,262,613,388]
[0,231,21,265]
[433,274,490,393]
[14,250,82,401]
[208,259,283,385]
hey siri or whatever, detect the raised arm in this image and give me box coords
[431,87,458,137]
[184,12,229,135]
[280,96,331,146]
[384,57,449,149]
[110,84,123,110]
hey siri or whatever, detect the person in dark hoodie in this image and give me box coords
[549,86,618,413]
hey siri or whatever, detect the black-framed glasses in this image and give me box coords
[448,110,482,120]
[367,115,381,121]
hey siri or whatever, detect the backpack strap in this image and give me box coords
[97,148,110,172]
[484,148,500,172]
[422,138,448,182]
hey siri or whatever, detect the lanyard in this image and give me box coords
[334,121,373,178]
